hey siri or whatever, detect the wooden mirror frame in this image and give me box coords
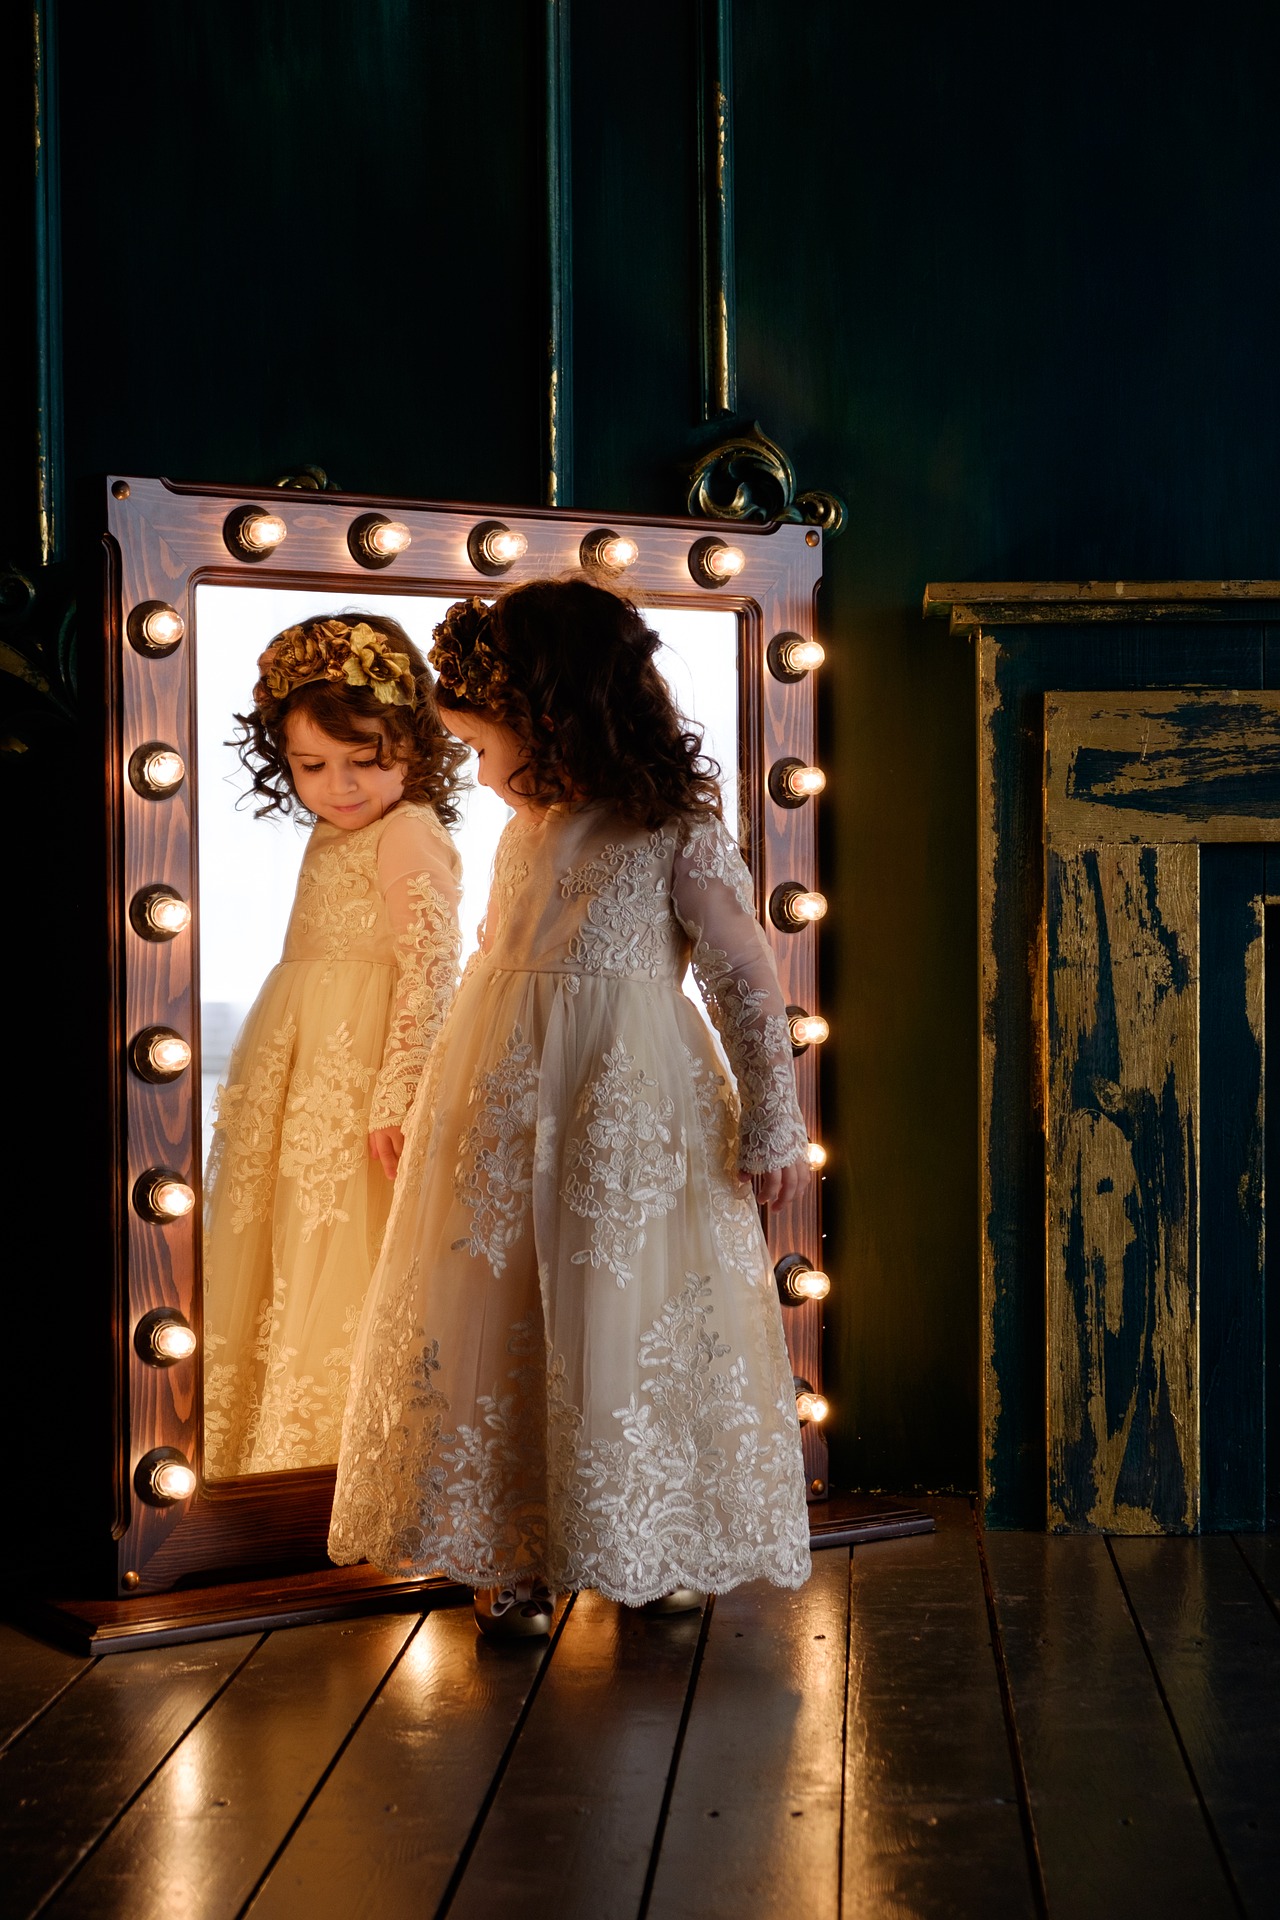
[97,474,827,1612]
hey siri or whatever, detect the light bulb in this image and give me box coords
[789,1011,829,1049]
[796,1390,830,1425]
[131,1026,192,1082]
[150,896,191,935]
[239,511,287,552]
[134,1167,196,1222]
[770,883,829,931]
[154,1459,197,1499]
[487,528,527,566]
[128,602,185,656]
[787,765,826,800]
[705,542,745,579]
[135,1445,199,1505]
[152,1320,198,1362]
[782,637,824,674]
[350,514,414,567]
[806,1141,828,1171]
[776,1254,832,1303]
[601,535,638,570]
[792,890,827,922]
[132,886,192,940]
[369,519,411,557]
[130,744,186,797]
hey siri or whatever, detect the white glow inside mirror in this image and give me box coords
[193,585,738,1162]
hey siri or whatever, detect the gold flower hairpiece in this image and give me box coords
[256,618,418,708]
[428,598,511,711]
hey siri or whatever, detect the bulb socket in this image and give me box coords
[129,885,192,942]
[135,1446,197,1506]
[688,536,746,589]
[130,1026,192,1083]
[126,601,185,657]
[128,742,186,799]
[133,1167,196,1224]
[468,519,528,576]
[348,513,412,569]
[223,505,288,562]
[135,1307,198,1367]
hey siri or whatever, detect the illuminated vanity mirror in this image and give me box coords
[194,582,739,1481]
[100,476,822,1607]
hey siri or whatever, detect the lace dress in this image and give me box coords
[328,806,812,1601]
[203,801,462,1477]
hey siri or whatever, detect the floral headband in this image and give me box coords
[428,598,511,711]
[255,618,418,709]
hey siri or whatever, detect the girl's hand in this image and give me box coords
[369,1126,405,1181]
[746,1154,812,1212]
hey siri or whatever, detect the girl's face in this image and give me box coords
[443,712,529,808]
[283,711,405,829]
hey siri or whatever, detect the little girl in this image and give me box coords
[203,612,466,1478]
[328,578,813,1629]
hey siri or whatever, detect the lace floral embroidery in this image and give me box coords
[691,943,809,1173]
[679,818,756,914]
[561,1040,687,1285]
[683,1044,761,1278]
[209,1017,297,1233]
[369,872,461,1129]
[204,1283,362,1476]
[278,1022,372,1238]
[562,833,679,978]
[292,832,381,958]
[453,1026,539,1274]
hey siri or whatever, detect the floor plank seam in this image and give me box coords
[25,1630,268,1920]
[233,1610,432,1920]
[973,1509,1050,1920]
[0,1657,102,1764]
[634,1591,716,1920]
[836,1550,852,1920]
[1231,1532,1280,1629]
[1104,1539,1250,1920]
[432,1590,580,1920]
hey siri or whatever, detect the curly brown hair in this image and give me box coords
[429,578,722,827]
[233,611,467,825]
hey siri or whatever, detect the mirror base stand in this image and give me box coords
[14,1564,468,1657]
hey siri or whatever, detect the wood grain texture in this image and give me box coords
[984,1534,1235,1919]
[0,1624,91,1756]
[1113,1537,1280,1915]
[1046,689,1280,844]
[247,1603,557,1920]
[645,1550,848,1920]
[1046,843,1200,1531]
[0,1634,257,1919]
[41,1614,416,1920]
[842,1502,1035,1918]
[450,1589,703,1920]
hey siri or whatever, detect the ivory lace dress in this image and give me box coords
[328,806,813,1601]
[203,802,462,1478]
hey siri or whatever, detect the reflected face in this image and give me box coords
[283,712,405,829]
[442,711,529,808]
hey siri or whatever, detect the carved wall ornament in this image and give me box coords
[687,420,846,537]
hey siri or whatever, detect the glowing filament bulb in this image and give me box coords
[601,535,638,570]
[368,519,412,558]
[152,1320,198,1362]
[240,511,287,552]
[796,1389,830,1425]
[141,605,184,648]
[137,747,186,795]
[152,1177,196,1220]
[149,1033,192,1076]
[789,1011,830,1049]
[705,542,745,580]
[151,1458,197,1501]
[782,637,825,674]
[486,527,527,567]
[806,1141,828,1171]
[785,764,826,800]
[146,892,192,937]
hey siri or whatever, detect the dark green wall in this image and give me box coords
[8,0,1280,1504]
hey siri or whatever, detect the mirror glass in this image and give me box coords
[193,582,738,1478]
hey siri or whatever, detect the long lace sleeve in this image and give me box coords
[672,817,810,1173]
[368,810,463,1131]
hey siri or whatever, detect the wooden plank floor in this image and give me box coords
[3,1501,1279,1919]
